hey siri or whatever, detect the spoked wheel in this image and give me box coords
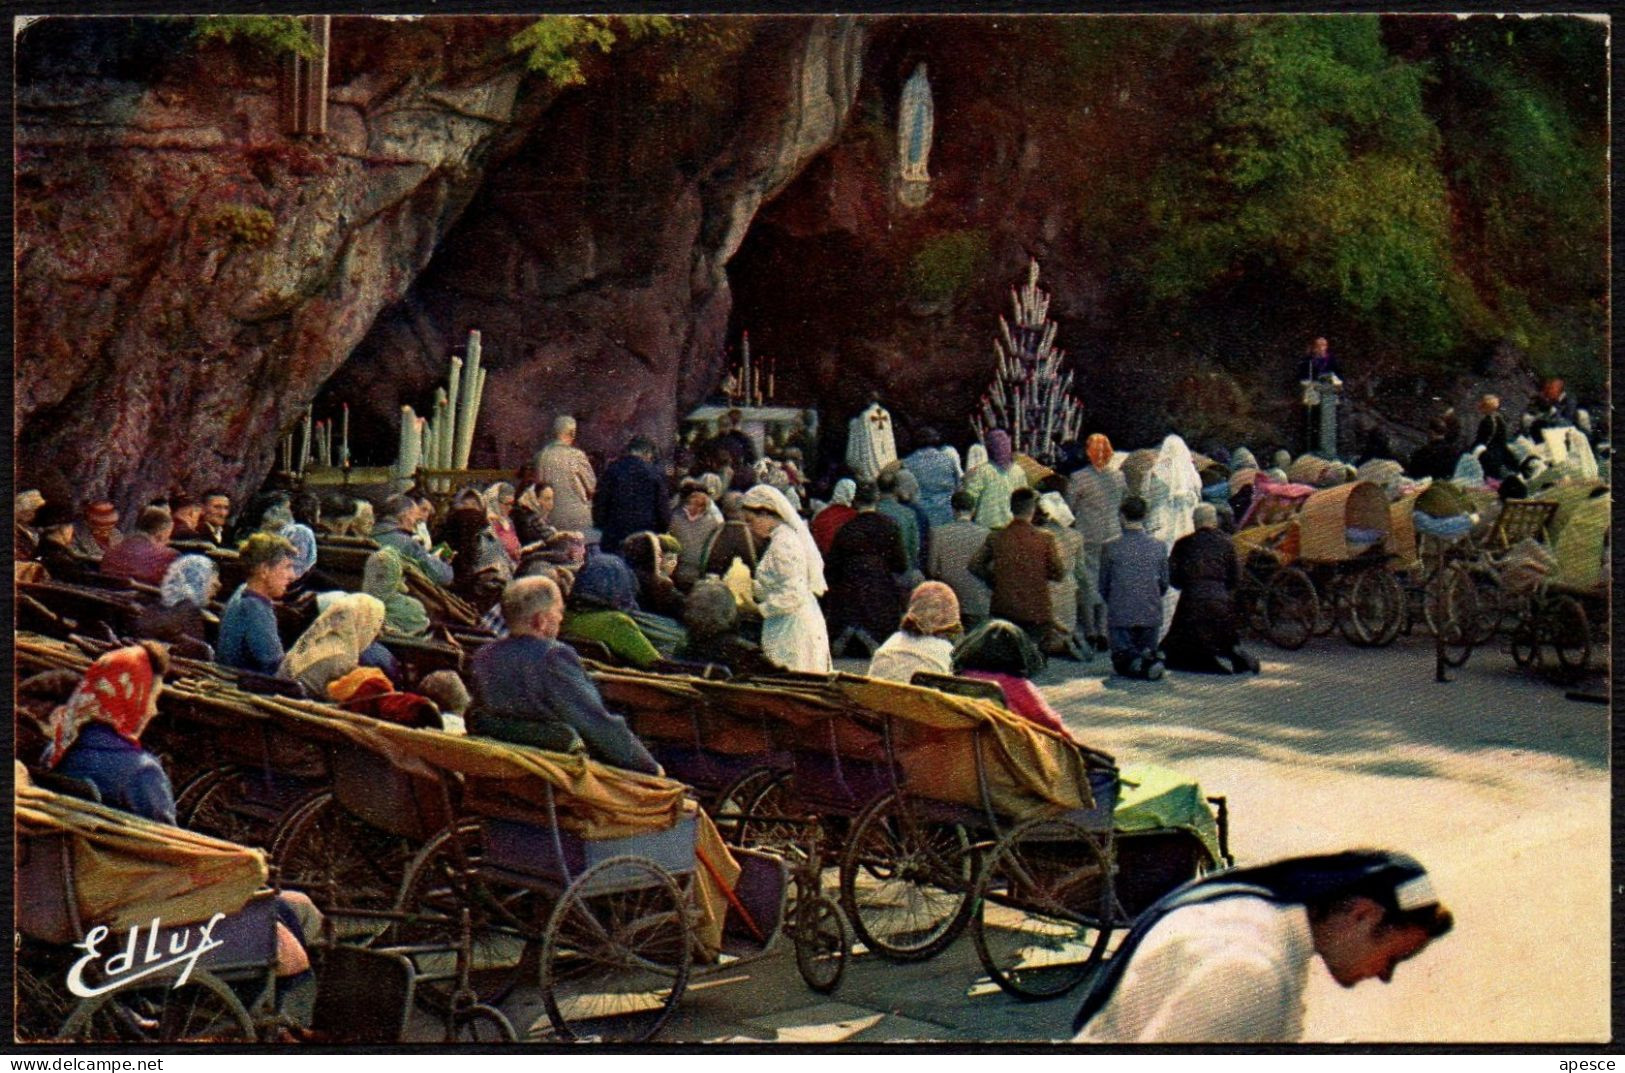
[174,765,239,826]
[450,1003,518,1043]
[1544,595,1592,673]
[14,954,76,1042]
[1263,567,1316,650]
[971,817,1115,1001]
[838,792,977,962]
[59,970,256,1042]
[792,889,850,994]
[184,770,276,848]
[1424,564,1478,667]
[737,769,812,857]
[1510,618,1541,668]
[537,857,691,1043]
[1340,568,1403,647]
[711,766,778,847]
[1464,565,1510,645]
[391,821,541,1012]
[274,793,415,929]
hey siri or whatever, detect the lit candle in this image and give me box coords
[341,403,350,462]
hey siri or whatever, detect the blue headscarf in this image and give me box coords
[570,554,639,612]
[280,523,318,579]
[160,554,219,609]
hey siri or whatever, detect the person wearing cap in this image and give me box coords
[1074,849,1453,1042]
[33,503,99,582]
[1098,495,1170,680]
[867,581,962,683]
[72,500,123,561]
[742,483,832,673]
[1162,502,1259,675]
[217,533,300,675]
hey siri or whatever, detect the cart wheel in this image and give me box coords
[175,765,238,826]
[737,769,810,857]
[185,769,271,847]
[1425,565,1477,667]
[392,821,539,1012]
[1510,620,1541,668]
[1263,568,1315,650]
[711,766,777,847]
[792,891,849,994]
[1465,565,1509,645]
[450,1004,518,1043]
[537,856,691,1043]
[1544,595,1591,673]
[838,791,977,962]
[971,817,1114,1002]
[15,953,75,1042]
[59,970,256,1042]
[1341,568,1403,648]
[274,792,414,926]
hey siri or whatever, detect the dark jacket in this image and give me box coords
[1168,527,1239,604]
[971,517,1065,630]
[595,455,670,554]
[53,723,177,825]
[36,539,99,583]
[824,510,909,639]
[1407,439,1459,482]
[469,635,660,775]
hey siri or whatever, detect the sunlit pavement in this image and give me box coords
[490,634,1610,1044]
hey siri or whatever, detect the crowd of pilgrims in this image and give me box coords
[13,384,1591,1034]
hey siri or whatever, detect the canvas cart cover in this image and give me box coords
[833,677,1096,817]
[15,764,267,937]
[593,670,777,756]
[1113,762,1223,866]
[1551,490,1609,591]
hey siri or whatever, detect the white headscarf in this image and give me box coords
[742,484,827,597]
[1148,434,1202,550]
[1038,491,1076,528]
[965,443,989,474]
[943,445,964,479]
[831,478,857,507]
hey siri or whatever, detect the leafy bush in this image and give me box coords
[192,16,319,60]
[509,16,675,87]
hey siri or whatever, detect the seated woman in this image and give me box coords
[362,547,431,638]
[32,503,99,583]
[42,642,178,823]
[483,481,523,565]
[39,642,323,1019]
[442,490,512,612]
[622,531,687,620]
[868,581,964,684]
[279,593,388,698]
[952,619,1074,740]
[678,577,781,677]
[134,554,219,661]
[560,555,661,669]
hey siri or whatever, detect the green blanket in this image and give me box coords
[1114,762,1223,865]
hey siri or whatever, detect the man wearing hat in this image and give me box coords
[1075,849,1453,1042]
[34,503,99,582]
[72,500,123,561]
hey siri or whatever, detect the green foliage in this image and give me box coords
[509,16,676,87]
[1135,17,1486,359]
[203,203,276,248]
[907,230,991,305]
[193,16,319,60]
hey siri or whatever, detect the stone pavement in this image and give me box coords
[496,633,1610,1044]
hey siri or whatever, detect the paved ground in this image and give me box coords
[494,633,1610,1045]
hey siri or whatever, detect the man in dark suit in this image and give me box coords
[595,436,671,556]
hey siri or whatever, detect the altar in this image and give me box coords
[684,405,814,460]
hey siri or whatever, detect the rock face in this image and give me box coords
[16,16,561,515]
[329,18,864,467]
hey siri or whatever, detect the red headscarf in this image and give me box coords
[46,646,162,767]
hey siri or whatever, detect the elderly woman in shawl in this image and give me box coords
[810,477,859,555]
[43,642,176,823]
[280,593,388,699]
[560,554,662,669]
[363,547,431,637]
[963,429,1030,530]
[867,581,963,683]
[483,482,523,564]
[133,554,220,661]
[741,484,833,673]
